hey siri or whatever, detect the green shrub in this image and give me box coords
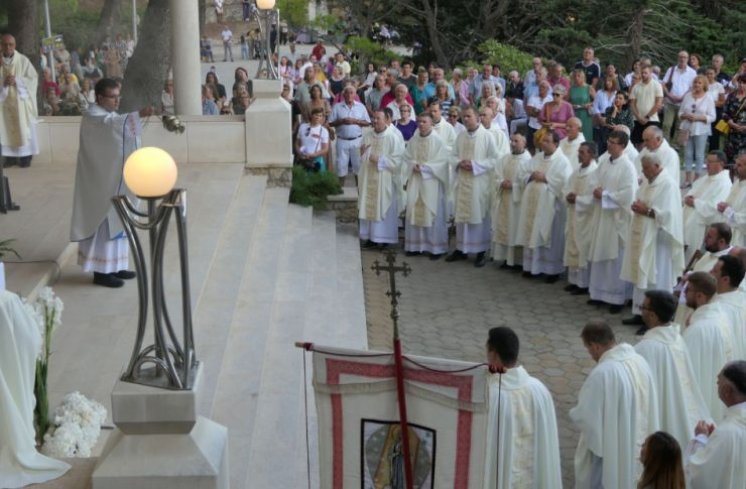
[477,40,536,76]
[289,166,343,209]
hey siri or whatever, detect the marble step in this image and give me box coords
[207,186,292,489]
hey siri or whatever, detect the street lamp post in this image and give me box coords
[255,0,278,79]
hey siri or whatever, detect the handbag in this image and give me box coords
[717,96,746,135]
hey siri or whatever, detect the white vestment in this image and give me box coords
[483,367,562,489]
[559,134,585,171]
[673,248,731,326]
[687,402,746,489]
[683,302,735,422]
[451,125,498,252]
[484,125,510,159]
[564,161,598,287]
[0,52,38,156]
[70,104,141,273]
[517,150,572,275]
[634,139,681,185]
[712,290,746,360]
[682,170,732,262]
[716,179,746,247]
[0,291,70,488]
[621,169,685,312]
[403,131,449,253]
[570,343,659,489]
[491,151,531,265]
[635,324,711,449]
[588,153,638,304]
[358,126,405,243]
[432,118,457,152]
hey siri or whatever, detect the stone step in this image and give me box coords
[193,173,268,415]
[207,186,291,489]
[243,203,314,489]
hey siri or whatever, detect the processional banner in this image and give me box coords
[312,345,489,489]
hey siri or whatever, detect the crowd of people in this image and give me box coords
[284,44,746,488]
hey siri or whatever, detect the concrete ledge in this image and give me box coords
[245,166,292,188]
[327,186,358,223]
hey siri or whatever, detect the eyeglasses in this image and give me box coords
[552,92,561,97]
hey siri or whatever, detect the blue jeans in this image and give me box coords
[684,134,708,175]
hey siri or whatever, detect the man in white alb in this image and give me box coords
[683,271,735,422]
[479,106,510,157]
[70,78,152,288]
[682,150,732,262]
[483,326,562,489]
[711,254,746,359]
[429,101,456,152]
[715,152,746,247]
[587,130,638,313]
[491,134,531,268]
[563,141,598,294]
[0,34,38,168]
[559,117,585,171]
[621,154,685,331]
[358,109,405,248]
[634,125,681,185]
[686,360,746,489]
[446,106,498,268]
[635,290,711,449]
[571,320,659,489]
[517,130,572,282]
[403,112,449,258]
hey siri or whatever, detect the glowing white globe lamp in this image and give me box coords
[256,0,275,9]
[123,147,178,198]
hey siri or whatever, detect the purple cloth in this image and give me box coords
[539,101,575,139]
[395,120,418,141]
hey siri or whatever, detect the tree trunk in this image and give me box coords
[120,0,171,113]
[95,0,123,45]
[6,0,40,70]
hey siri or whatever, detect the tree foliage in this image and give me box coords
[276,0,307,29]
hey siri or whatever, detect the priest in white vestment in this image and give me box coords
[621,155,685,328]
[0,290,70,488]
[682,151,732,262]
[571,320,659,489]
[358,109,405,247]
[686,360,746,489]
[479,106,510,158]
[517,130,572,281]
[672,223,733,326]
[483,326,562,489]
[587,130,638,313]
[559,117,585,171]
[634,125,681,185]
[634,290,711,449]
[403,113,449,257]
[563,142,598,292]
[70,78,151,288]
[711,255,746,359]
[0,34,38,168]
[491,134,531,268]
[682,272,736,422]
[446,107,498,267]
[429,101,457,152]
[715,153,746,247]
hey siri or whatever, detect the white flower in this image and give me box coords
[41,391,107,458]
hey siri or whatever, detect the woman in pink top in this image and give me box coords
[539,84,575,139]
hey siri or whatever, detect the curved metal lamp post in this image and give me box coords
[255,0,279,79]
[112,147,197,390]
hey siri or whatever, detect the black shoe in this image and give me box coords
[510,264,523,271]
[571,287,589,295]
[608,304,624,314]
[113,270,136,280]
[2,158,18,168]
[522,271,533,278]
[445,250,466,262]
[544,274,560,284]
[18,156,31,168]
[635,326,648,336]
[429,253,443,261]
[405,251,421,257]
[93,272,124,288]
[622,315,644,326]
[361,240,376,249]
[474,252,487,268]
[587,299,604,306]
[499,261,511,270]
[564,284,579,292]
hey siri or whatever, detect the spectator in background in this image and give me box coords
[574,46,601,86]
[394,104,417,141]
[202,84,219,115]
[161,79,174,115]
[205,71,227,108]
[637,432,685,489]
[221,25,234,62]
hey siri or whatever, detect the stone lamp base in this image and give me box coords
[91,364,229,489]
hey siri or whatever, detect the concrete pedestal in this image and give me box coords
[91,364,229,489]
[245,79,293,187]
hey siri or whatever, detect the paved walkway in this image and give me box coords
[361,246,639,487]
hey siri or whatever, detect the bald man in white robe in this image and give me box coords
[634,125,681,185]
[559,117,585,171]
[714,153,746,247]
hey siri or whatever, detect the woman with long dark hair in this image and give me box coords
[637,431,685,489]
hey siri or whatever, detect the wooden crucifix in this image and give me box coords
[370,249,414,489]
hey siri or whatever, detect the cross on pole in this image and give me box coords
[371,250,411,340]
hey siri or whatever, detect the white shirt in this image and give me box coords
[329,101,369,139]
[663,64,697,100]
[630,79,664,122]
[221,29,232,43]
[297,123,329,156]
[679,92,716,136]
[526,93,552,129]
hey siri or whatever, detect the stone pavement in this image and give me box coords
[361,246,640,488]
